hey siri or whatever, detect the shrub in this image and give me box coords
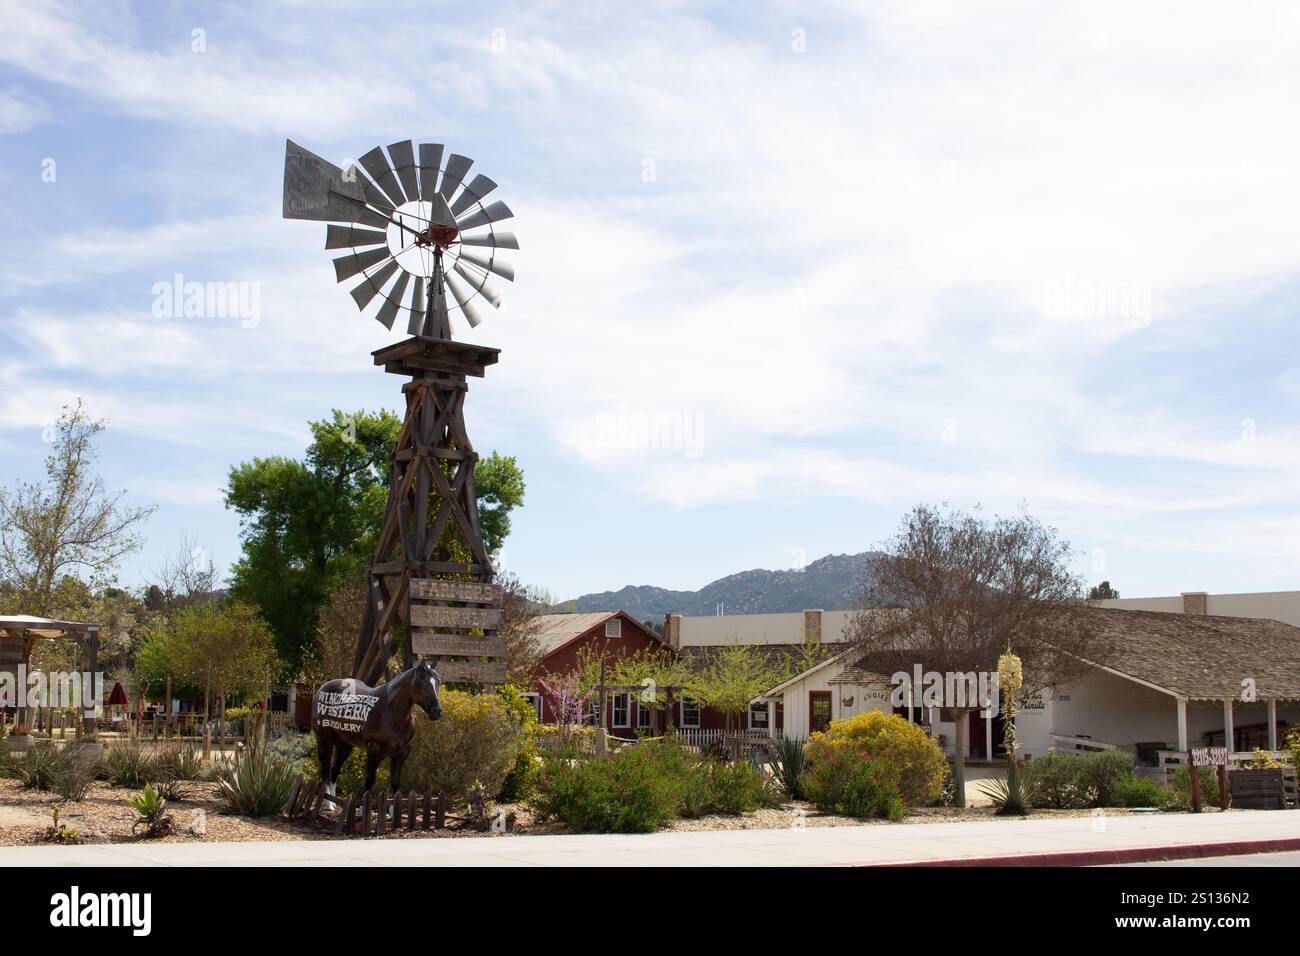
[1116,777,1168,808]
[1166,767,1219,811]
[1028,753,1088,809]
[1078,749,1137,806]
[495,685,540,803]
[802,748,905,820]
[215,741,296,816]
[104,738,157,789]
[1243,748,1281,770]
[16,742,99,800]
[805,712,945,806]
[533,745,684,832]
[982,760,1032,816]
[706,758,782,814]
[767,737,808,800]
[402,690,527,806]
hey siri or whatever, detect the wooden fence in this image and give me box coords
[285,776,489,837]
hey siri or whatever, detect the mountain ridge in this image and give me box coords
[561,551,881,622]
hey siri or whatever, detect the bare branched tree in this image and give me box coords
[499,571,547,686]
[847,504,1112,807]
[0,400,155,617]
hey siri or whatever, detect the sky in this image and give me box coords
[2,0,1300,604]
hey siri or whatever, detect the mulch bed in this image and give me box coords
[0,777,1164,847]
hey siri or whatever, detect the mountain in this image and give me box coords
[563,552,882,622]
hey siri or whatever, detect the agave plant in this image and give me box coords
[767,736,808,800]
[981,759,1032,816]
[127,783,174,838]
[214,741,296,817]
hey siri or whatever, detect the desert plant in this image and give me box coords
[44,803,79,844]
[767,736,808,800]
[805,712,946,806]
[127,783,174,838]
[982,759,1032,816]
[214,741,296,816]
[802,748,905,820]
[104,738,157,789]
[17,742,98,800]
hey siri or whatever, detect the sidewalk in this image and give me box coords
[3,810,1299,867]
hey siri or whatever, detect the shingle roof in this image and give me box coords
[836,607,1300,700]
[1078,607,1300,700]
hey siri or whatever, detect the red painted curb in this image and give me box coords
[859,836,1300,867]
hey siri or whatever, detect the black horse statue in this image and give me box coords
[312,660,442,797]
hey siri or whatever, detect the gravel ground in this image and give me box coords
[0,777,1157,846]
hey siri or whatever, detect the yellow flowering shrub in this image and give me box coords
[806,711,947,806]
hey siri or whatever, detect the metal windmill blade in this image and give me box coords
[282,137,519,340]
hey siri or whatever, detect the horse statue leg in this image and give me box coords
[316,734,334,796]
[363,745,382,793]
[389,747,408,793]
[327,743,352,802]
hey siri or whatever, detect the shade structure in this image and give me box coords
[107,681,129,707]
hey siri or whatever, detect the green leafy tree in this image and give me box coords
[685,643,791,734]
[159,601,279,725]
[1088,580,1120,600]
[224,408,525,673]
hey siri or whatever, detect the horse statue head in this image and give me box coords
[413,660,442,721]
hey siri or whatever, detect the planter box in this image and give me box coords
[1228,768,1287,810]
[6,734,35,753]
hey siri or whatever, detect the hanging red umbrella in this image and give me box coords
[107,681,129,707]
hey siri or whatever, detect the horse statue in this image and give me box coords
[311,660,442,797]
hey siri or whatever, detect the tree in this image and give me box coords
[498,571,546,686]
[224,408,525,673]
[685,643,791,736]
[846,504,1112,807]
[1088,580,1120,600]
[0,400,154,618]
[163,601,279,738]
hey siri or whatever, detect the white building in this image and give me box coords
[666,602,1300,766]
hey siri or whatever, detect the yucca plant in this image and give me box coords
[152,741,204,799]
[18,742,98,800]
[215,741,296,816]
[981,759,1032,816]
[767,736,808,800]
[105,738,157,789]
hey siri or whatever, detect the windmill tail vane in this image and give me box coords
[282,138,518,339]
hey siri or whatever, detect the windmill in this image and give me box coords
[282,139,516,687]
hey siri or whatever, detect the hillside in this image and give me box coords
[564,552,880,621]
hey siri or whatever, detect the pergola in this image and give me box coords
[0,614,102,732]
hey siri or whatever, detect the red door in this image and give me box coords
[968,711,987,758]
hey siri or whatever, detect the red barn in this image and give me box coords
[528,611,670,729]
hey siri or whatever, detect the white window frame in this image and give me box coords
[636,700,654,728]
[612,692,630,728]
[749,700,770,730]
[522,692,542,721]
[605,617,622,638]
[587,699,600,726]
[680,699,700,729]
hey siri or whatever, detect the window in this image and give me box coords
[605,618,622,638]
[587,699,600,726]
[749,700,770,730]
[637,701,654,728]
[612,693,630,728]
[680,699,700,728]
[809,691,832,734]
[522,692,542,721]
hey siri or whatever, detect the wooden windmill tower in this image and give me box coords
[282,139,517,686]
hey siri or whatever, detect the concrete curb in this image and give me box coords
[862,836,1300,867]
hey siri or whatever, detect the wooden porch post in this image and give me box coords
[1268,699,1278,751]
[984,710,993,760]
[1176,697,1188,752]
[83,629,99,736]
[1223,698,1235,753]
